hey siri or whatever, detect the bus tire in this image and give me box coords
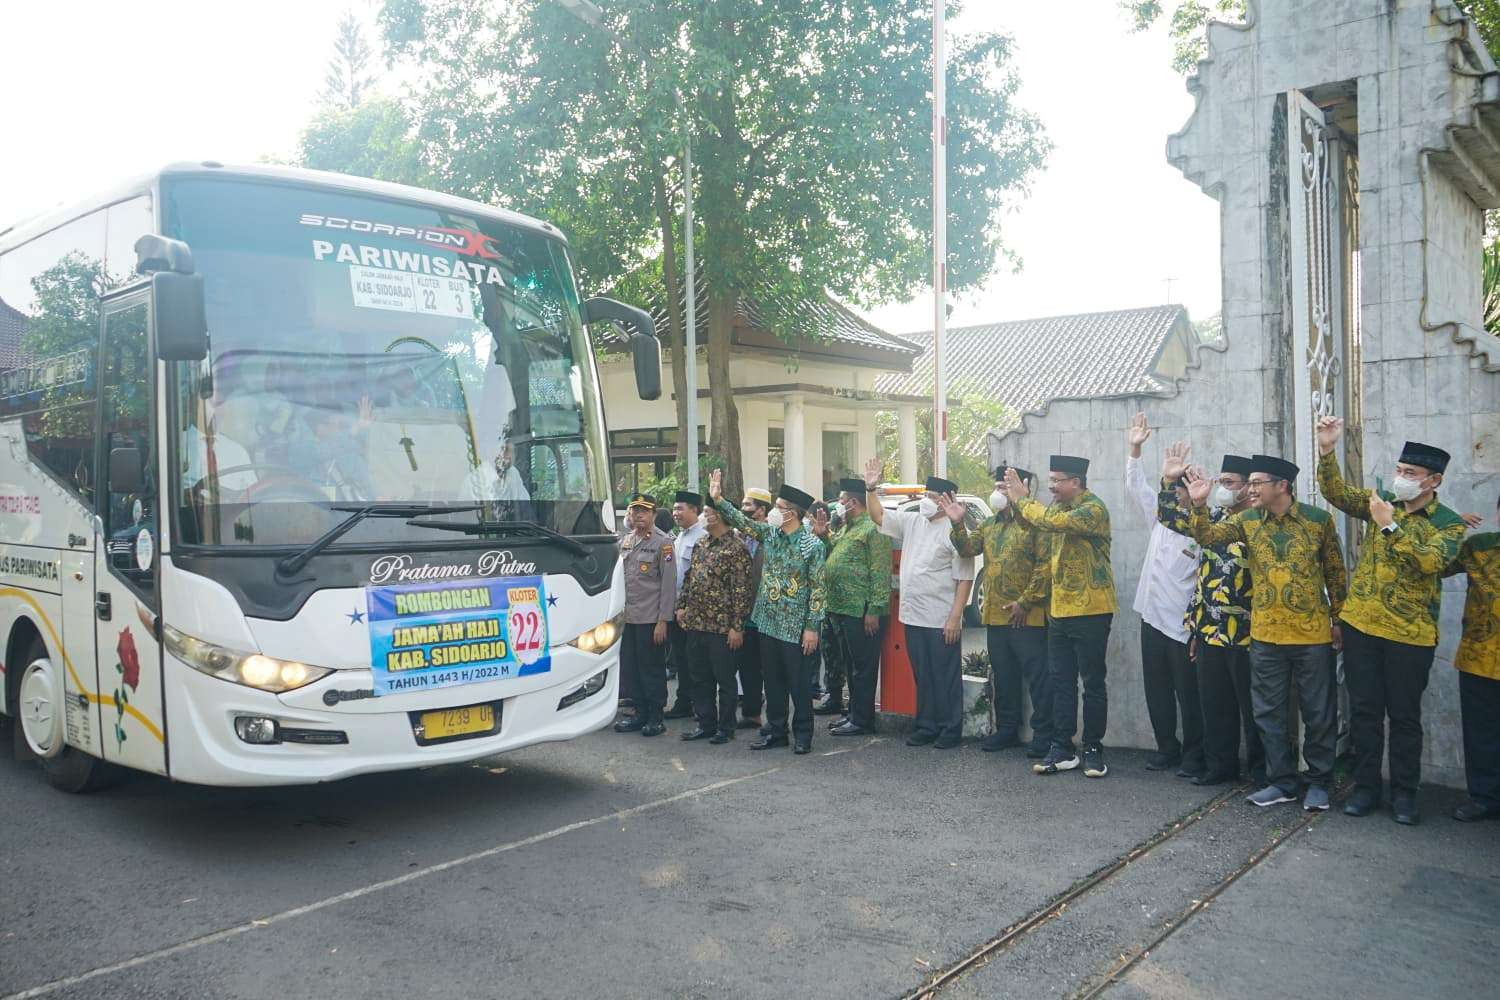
[17,640,115,793]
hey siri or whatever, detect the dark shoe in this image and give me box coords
[1033,745,1079,775]
[1191,772,1235,787]
[617,697,635,709]
[1453,800,1499,822]
[1246,785,1296,807]
[1025,742,1050,760]
[736,716,762,730]
[793,741,812,755]
[830,721,870,736]
[813,697,844,716]
[680,727,715,741]
[827,716,850,731]
[906,732,938,747]
[1392,792,1420,826]
[932,734,961,750]
[1343,786,1379,817]
[640,722,666,738]
[1082,744,1108,778]
[614,716,645,733]
[980,732,1022,752]
[1145,752,1181,771]
[750,735,789,750]
[663,705,694,720]
[709,731,732,745]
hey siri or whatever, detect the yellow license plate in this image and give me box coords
[420,704,495,740]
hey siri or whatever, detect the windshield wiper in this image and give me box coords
[404,517,590,557]
[277,503,483,577]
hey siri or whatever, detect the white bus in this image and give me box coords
[0,163,662,790]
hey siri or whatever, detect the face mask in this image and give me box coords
[830,502,846,520]
[1390,475,1427,503]
[989,490,1008,512]
[918,497,939,519]
[766,508,787,530]
[1209,484,1240,509]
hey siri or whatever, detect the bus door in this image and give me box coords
[94,291,166,775]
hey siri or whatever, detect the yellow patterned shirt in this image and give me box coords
[1187,503,1347,645]
[1445,533,1500,680]
[1013,492,1117,619]
[1316,452,1465,647]
[950,512,1051,627]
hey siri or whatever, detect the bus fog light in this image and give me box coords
[234,717,280,744]
[556,669,610,710]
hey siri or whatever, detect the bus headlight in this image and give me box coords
[164,626,333,694]
[567,614,624,654]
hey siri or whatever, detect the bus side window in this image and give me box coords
[100,300,156,592]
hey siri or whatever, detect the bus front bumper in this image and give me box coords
[163,647,619,786]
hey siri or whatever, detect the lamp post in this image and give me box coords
[556,0,699,490]
[932,0,948,479]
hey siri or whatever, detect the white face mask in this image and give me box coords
[766,508,787,530]
[830,501,846,521]
[990,490,1008,512]
[1390,474,1428,503]
[1209,484,1241,509]
[918,497,939,519]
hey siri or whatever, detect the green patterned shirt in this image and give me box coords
[820,512,892,618]
[715,499,827,644]
[950,512,1051,627]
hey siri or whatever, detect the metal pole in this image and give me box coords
[683,127,699,491]
[932,0,948,479]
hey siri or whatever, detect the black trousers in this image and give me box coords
[986,624,1051,746]
[832,612,885,729]
[906,624,964,740]
[1460,670,1500,808]
[738,626,763,718]
[620,622,667,723]
[761,635,816,744]
[1251,641,1336,794]
[1341,623,1436,795]
[686,629,738,734]
[1048,614,1112,751]
[1197,642,1263,781]
[667,621,693,712]
[1141,623,1203,769]
[820,617,849,705]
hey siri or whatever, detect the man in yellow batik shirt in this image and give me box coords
[949,465,1053,758]
[1317,417,1466,825]
[1444,496,1500,822]
[1005,455,1117,780]
[1184,455,1347,814]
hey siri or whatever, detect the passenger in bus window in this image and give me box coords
[180,379,257,493]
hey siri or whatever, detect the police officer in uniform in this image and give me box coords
[615,493,676,737]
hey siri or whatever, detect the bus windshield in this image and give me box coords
[162,178,610,549]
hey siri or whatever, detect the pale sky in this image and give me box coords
[0,0,1220,328]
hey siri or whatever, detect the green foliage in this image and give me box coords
[322,11,374,110]
[874,377,1017,497]
[1484,240,1500,338]
[298,98,431,187]
[636,452,725,508]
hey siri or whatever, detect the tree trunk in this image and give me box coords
[706,288,743,498]
[652,164,691,465]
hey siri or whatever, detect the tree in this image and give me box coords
[875,378,1017,497]
[375,0,1048,497]
[322,11,374,110]
[299,97,431,186]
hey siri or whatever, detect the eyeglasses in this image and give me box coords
[1047,476,1078,486]
[1245,478,1280,488]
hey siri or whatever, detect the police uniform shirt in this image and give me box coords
[622,526,677,625]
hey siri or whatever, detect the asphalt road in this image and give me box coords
[2,697,1495,1000]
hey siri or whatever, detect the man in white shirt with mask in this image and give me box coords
[865,459,976,750]
[1126,413,1204,778]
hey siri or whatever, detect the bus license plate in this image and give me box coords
[420,704,496,741]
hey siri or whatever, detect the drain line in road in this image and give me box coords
[1,766,783,1000]
[902,784,1248,1000]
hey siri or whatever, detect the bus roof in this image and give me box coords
[0,161,565,256]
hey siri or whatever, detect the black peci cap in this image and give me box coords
[777,484,815,510]
[925,475,958,494]
[674,490,703,507]
[1250,454,1299,482]
[1221,455,1253,476]
[839,477,868,495]
[1050,455,1089,477]
[995,464,1034,483]
[1399,441,1451,474]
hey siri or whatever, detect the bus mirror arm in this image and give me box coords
[580,297,662,401]
[136,235,208,362]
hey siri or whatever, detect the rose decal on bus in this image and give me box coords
[113,627,140,748]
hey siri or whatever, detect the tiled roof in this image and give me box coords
[0,297,27,371]
[874,304,1192,421]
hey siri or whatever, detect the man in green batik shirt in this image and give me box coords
[1316,417,1466,826]
[812,477,892,736]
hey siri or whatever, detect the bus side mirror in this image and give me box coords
[136,235,208,362]
[108,447,144,494]
[580,297,662,401]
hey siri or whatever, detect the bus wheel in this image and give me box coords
[18,642,113,793]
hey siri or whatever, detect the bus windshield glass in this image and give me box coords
[162,178,610,549]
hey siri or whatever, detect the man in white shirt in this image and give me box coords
[865,459,976,750]
[664,489,708,720]
[1126,413,1204,778]
[180,387,258,493]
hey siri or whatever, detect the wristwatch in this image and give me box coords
[1380,522,1399,536]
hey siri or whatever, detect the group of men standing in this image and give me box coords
[613,415,1500,826]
